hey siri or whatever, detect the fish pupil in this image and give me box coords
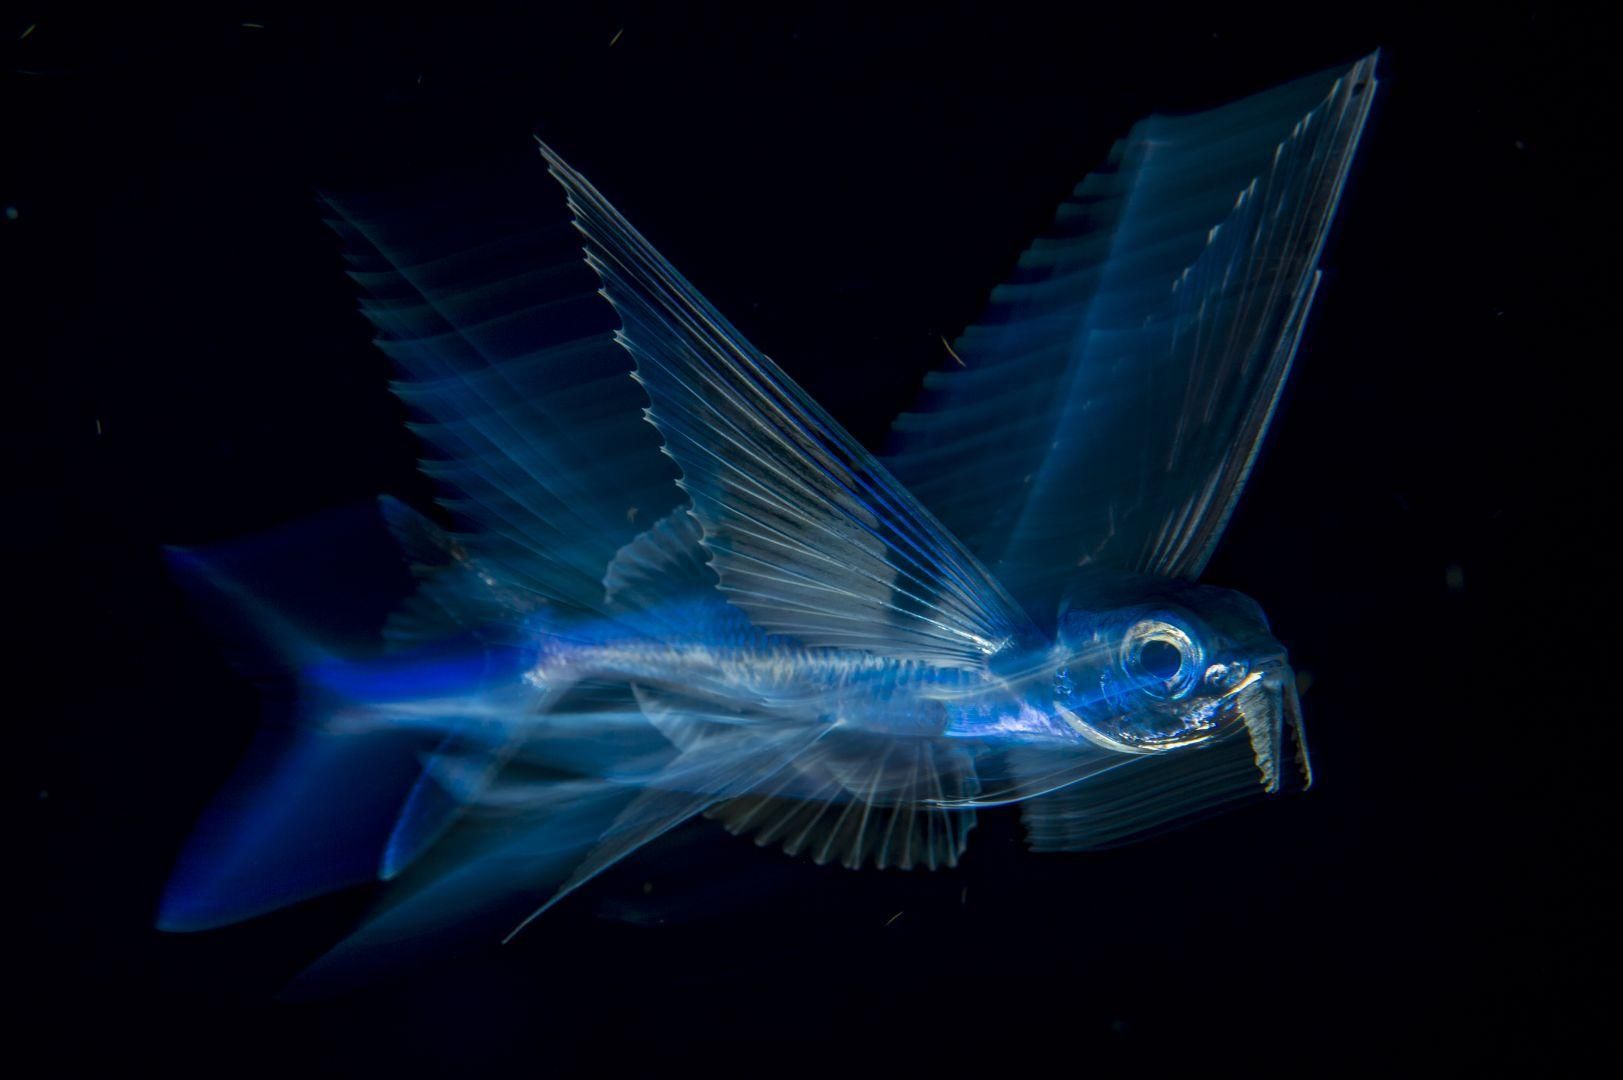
[1139,639,1182,679]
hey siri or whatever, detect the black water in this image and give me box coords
[12,8,1613,1074]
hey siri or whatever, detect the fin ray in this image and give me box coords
[707,731,979,871]
[885,54,1379,607]
[539,141,1039,668]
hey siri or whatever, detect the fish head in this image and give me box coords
[1049,579,1309,790]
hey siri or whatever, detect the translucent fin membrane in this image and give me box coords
[503,719,825,939]
[707,729,980,871]
[601,507,724,640]
[1017,729,1266,852]
[886,54,1378,612]
[158,59,1369,954]
[155,502,511,931]
[321,161,684,617]
[537,142,1040,668]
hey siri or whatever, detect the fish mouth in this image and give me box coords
[1055,669,1275,757]
[1052,700,1157,755]
[1053,657,1313,792]
[1237,660,1312,793]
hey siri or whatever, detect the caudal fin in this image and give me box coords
[156,500,505,930]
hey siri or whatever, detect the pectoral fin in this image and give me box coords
[707,730,979,871]
[1015,731,1266,852]
[503,721,822,938]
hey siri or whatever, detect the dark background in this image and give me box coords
[10,6,1614,1074]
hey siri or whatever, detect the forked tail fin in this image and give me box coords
[157,498,533,931]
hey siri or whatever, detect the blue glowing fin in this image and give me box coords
[706,731,979,871]
[886,54,1378,607]
[374,494,541,651]
[159,501,406,687]
[158,724,431,932]
[539,141,1039,668]
[290,779,640,992]
[380,739,470,881]
[602,507,726,641]
[1015,730,1265,851]
[157,504,443,930]
[321,160,683,618]
[1011,676,1305,850]
[370,495,547,879]
[504,720,823,937]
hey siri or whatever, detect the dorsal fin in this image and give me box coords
[601,508,728,640]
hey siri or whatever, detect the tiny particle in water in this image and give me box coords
[609,27,624,47]
[1445,563,1465,592]
[1110,1019,1128,1035]
[641,881,653,895]
[241,22,265,31]
[960,886,968,906]
[20,22,36,40]
[1514,140,1526,151]
[938,334,967,368]
[627,506,639,522]
[1295,669,1314,696]
[95,417,103,436]
[884,910,904,927]
[4,206,17,221]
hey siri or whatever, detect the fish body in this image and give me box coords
[521,587,1273,753]
[158,53,1377,942]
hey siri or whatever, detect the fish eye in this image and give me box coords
[1138,639,1182,679]
[1121,619,1202,698]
